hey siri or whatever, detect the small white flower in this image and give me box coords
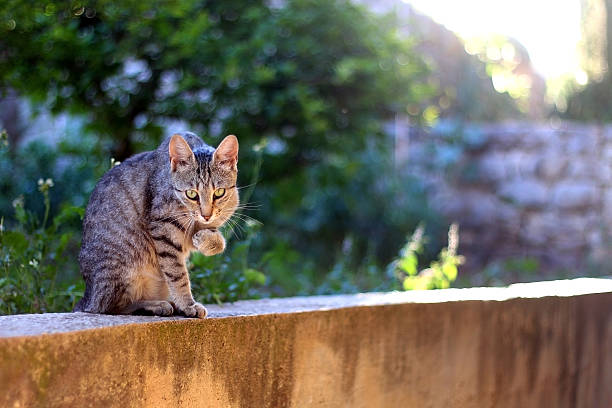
[29,259,39,268]
[12,195,24,208]
[37,177,54,192]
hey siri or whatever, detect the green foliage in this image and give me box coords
[0,0,431,161]
[0,182,84,314]
[464,257,541,287]
[0,0,454,315]
[0,120,106,218]
[189,221,266,304]
[0,0,441,297]
[254,143,441,288]
[389,223,463,290]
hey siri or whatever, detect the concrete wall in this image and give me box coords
[1,278,611,407]
[398,121,612,272]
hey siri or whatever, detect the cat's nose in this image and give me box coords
[203,215,211,221]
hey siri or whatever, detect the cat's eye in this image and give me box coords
[213,188,225,198]
[185,189,199,200]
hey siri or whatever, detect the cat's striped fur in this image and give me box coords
[74,132,239,318]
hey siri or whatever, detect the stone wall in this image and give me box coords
[1,279,612,407]
[397,121,612,274]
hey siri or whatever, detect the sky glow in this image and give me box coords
[404,0,582,80]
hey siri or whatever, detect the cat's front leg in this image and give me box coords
[192,228,226,256]
[163,263,207,319]
[152,237,207,319]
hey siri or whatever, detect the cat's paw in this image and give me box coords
[179,302,208,319]
[151,300,174,316]
[192,229,226,256]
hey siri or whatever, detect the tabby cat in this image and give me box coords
[74,132,239,318]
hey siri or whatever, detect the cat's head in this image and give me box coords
[168,134,239,229]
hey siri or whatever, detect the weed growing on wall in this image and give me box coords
[0,180,84,314]
[389,223,464,290]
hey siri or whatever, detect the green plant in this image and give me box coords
[189,220,266,304]
[389,223,463,290]
[312,237,393,295]
[0,122,107,221]
[0,179,84,314]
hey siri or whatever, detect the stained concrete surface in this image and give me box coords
[1,278,611,407]
[2,277,610,338]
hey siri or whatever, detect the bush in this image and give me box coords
[0,180,84,314]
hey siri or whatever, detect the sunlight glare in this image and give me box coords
[575,69,589,85]
[403,0,582,80]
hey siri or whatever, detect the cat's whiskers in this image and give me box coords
[227,218,246,237]
[234,204,261,210]
[167,215,193,230]
[156,212,199,236]
[216,208,247,235]
[217,210,260,240]
[236,182,257,191]
[154,211,192,224]
[187,216,196,235]
[230,211,262,226]
[221,217,241,239]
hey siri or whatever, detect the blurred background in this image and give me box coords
[0,0,610,314]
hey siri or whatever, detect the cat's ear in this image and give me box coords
[169,134,195,172]
[213,135,239,170]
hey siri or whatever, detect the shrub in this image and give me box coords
[0,180,84,314]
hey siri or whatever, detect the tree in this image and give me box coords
[0,0,431,163]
